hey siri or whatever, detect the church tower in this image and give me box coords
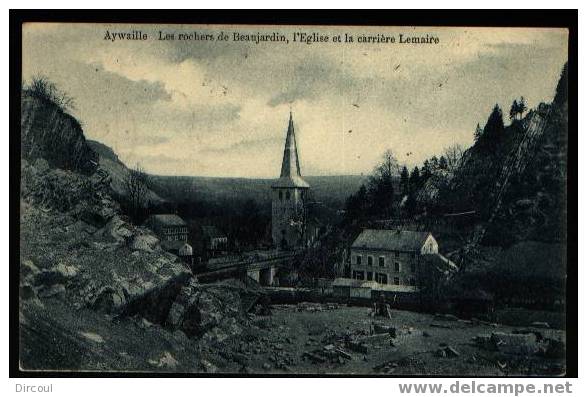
[271,112,310,250]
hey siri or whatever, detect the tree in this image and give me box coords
[345,184,369,221]
[409,166,421,192]
[374,149,401,179]
[483,104,505,142]
[399,166,410,196]
[509,99,519,120]
[438,155,448,170]
[443,144,465,173]
[474,123,483,142]
[404,193,418,217]
[421,160,432,181]
[518,96,527,118]
[237,199,264,248]
[125,163,152,222]
[430,156,439,171]
[509,97,527,121]
[553,62,568,106]
[368,150,399,218]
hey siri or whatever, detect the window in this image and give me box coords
[352,271,365,280]
[410,263,416,273]
[394,262,400,272]
[376,273,388,284]
[367,272,373,281]
[378,256,385,267]
[279,191,283,201]
[394,277,400,285]
[367,256,373,266]
[395,251,400,258]
[409,278,416,286]
[356,255,362,265]
[411,252,416,259]
[286,191,291,200]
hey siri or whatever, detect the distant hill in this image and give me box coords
[87,140,165,204]
[149,174,368,212]
[86,139,367,213]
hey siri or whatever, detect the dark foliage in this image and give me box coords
[553,62,568,106]
[481,104,505,145]
[23,75,75,112]
[124,164,152,223]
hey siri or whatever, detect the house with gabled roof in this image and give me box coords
[201,225,228,254]
[349,229,441,287]
[144,214,192,258]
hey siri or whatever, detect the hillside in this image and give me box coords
[85,137,366,214]
[87,140,164,205]
[405,63,569,249]
[149,174,367,212]
[19,86,263,372]
[446,98,567,246]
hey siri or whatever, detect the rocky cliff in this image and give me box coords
[436,66,568,247]
[19,90,259,372]
[21,95,98,174]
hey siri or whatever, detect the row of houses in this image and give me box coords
[143,214,228,263]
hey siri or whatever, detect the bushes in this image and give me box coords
[22,75,75,112]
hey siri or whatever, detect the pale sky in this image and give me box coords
[22,24,568,178]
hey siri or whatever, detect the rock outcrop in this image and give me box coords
[87,140,164,204]
[21,95,98,174]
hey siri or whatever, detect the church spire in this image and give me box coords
[272,112,309,189]
[280,111,302,178]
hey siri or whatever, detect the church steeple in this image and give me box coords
[280,112,302,178]
[271,112,310,250]
[272,112,310,189]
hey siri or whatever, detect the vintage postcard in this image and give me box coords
[18,21,570,376]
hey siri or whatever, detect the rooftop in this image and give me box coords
[272,112,310,189]
[351,229,432,252]
[145,214,187,227]
[201,225,227,239]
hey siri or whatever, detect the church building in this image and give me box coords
[271,113,310,250]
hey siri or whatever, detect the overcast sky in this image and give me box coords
[22,24,568,178]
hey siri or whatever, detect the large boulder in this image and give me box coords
[489,332,540,355]
[20,259,41,301]
[165,282,246,343]
[99,216,133,243]
[34,261,80,287]
[90,286,127,313]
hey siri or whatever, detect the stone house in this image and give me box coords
[349,229,439,287]
[144,214,192,258]
[201,225,228,255]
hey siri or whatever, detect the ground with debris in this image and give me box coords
[20,297,566,375]
[207,303,566,376]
